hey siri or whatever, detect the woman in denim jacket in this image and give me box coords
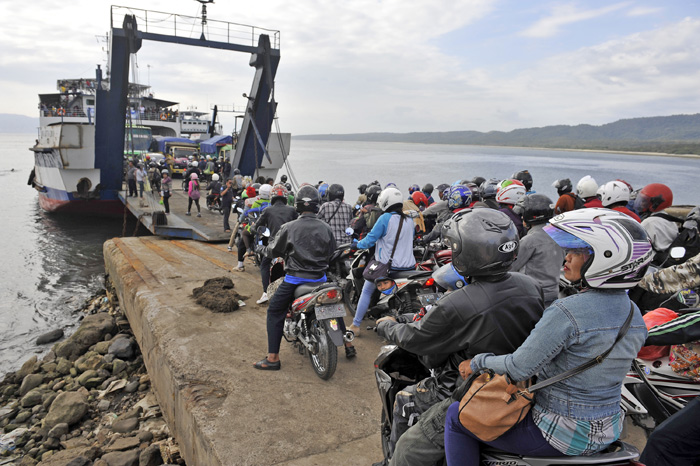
[444,208,653,464]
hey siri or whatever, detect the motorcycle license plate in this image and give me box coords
[417,293,443,306]
[315,303,347,320]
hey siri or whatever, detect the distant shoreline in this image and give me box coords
[294,137,700,160]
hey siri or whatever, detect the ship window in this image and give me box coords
[87,99,95,105]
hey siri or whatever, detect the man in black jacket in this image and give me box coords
[375,208,545,465]
[252,184,298,304]
[253,185,355,371]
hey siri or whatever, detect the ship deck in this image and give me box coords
[120,181,231,242]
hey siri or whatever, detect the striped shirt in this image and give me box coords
[532,405,623,456]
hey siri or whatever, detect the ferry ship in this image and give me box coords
[28,76,216,214]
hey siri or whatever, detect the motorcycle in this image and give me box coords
[375,345,643,466]
[264,251,352,380]
[206,193,224,214]
[414,241,453,272]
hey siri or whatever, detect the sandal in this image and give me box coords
[253,358,280,371]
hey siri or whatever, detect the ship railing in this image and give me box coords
[41,109,88,118]
[111,6,281,50]
[129,110,179,123]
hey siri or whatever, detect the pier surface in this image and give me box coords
[103,237,385,465]
[121,185,231,241]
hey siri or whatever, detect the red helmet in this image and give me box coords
[270,183,289,202]
[634,183,673,213]
[411,191,429,209]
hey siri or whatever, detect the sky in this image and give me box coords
[1,0,699,135]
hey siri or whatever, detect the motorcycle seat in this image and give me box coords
[389,269,433,279]
[293,282,335,298]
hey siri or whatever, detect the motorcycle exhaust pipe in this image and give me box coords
[344,331,355,342]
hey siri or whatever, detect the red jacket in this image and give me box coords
[612,205,641,222]
[583,197,603,208]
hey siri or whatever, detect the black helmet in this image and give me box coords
[514,193,553,225]
[280,174,288,183]
[552,178,572,195]
[470,176,486,187]
[328,183,345,201]
[479,178,500,200]
[443,209,519,278]
[295,185,321,213]
[358,184,367,194]
[435,183,450,200]
[422,183,434,195]
[252,182,261,194]
[512,170,533,192]
[233,168,241,175]
[365,184,382,204]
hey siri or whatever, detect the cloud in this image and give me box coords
[521,2,631,38]
[627,6,664,17]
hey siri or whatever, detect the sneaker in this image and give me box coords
[256,292,269,304]
[348,324,361,337]
[197,213,202,217]
[227,246,233,251]
[235,265,245,272]
[345,346,357,359]
[185,212,191,216]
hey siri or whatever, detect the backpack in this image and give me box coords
[572,193,585,210]
[190,180,200,200]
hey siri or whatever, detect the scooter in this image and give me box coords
[375,345,643,466]
[206,193,224,214]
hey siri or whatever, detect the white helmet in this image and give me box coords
[544,208,652,289]
[576,175,598,199]
[161,169,169,175]
[599,180,630,207]
[495,180,526,205]
[259,184,272,200]
[377,187,404,212]
[190,161,198,167]
[211,174,220,181]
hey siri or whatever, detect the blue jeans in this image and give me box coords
[352,279,376,327]
[444,401,563,465]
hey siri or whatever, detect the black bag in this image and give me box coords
[362,213,405,282]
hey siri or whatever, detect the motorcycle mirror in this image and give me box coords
[345,227,354,236]
[355,204,361,210]
[237,207,244,213]
[670,246,686,259]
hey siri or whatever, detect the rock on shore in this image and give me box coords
[0,289,185,466]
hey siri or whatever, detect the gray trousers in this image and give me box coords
[390,397,452,466]
[389,377,446,462]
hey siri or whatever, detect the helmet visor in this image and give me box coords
[543,225,593,253]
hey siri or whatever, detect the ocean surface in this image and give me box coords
[2,133,700,376]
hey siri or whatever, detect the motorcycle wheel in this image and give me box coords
[308,320,338,380]
[343,280,358,317]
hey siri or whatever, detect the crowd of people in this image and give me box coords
[229,169,699,466]
[124,156,700,465]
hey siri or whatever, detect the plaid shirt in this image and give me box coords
[318,200,354,244]
[532,405,623,456]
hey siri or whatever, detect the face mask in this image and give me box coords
[380,285,397,296]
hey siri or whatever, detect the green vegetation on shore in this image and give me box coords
[295,114,700,155]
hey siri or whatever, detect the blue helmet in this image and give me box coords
[408,184,420,195]
[385,182,397,188]
[447,185,472,210]
[318,183,329,197]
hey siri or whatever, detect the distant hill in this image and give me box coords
[0,114,39,134]
[295,114,700,155]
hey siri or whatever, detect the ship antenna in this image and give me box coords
[195,0,214,40]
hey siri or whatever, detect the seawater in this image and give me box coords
[2,133,699,376]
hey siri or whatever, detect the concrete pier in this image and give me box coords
[104,237,385,465]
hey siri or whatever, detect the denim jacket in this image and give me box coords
[472,289,647,420]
